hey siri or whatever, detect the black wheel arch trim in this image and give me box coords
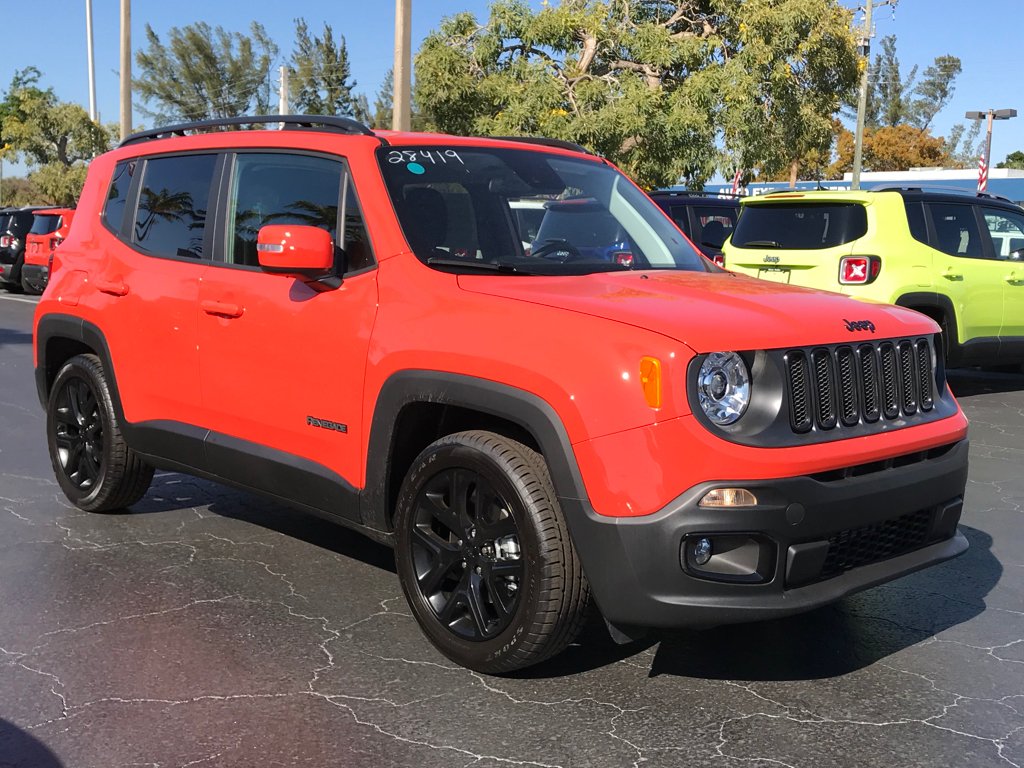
[895,293,959,358]
[361,371,588,534]
[35,314,125,415]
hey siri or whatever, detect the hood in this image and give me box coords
[458,270,937,353]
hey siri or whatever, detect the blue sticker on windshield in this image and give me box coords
[407,162,426,175]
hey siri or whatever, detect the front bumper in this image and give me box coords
[561,438,969,630]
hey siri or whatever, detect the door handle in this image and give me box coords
[942,268,963,281]
[201,299,244,318]
[95,278,128,296]
[1006,271,1021,285]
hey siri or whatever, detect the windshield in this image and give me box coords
[29,214,61,235]
[732,202,868,249]
[377,146,707,275]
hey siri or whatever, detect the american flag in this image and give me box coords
[978,155,988,193]
[731,168,743,195]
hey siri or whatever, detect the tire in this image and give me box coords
[46,354,154,512]
[3,254,25,293]
[394,430,590,674]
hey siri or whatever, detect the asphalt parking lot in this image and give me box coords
[1,292,1022,768]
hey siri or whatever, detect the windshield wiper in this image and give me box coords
[426,258,532,274]
[740,240,783,248]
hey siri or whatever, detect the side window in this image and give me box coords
[926,203,984,259]
[133,154,216,259]
[695,206,737,249]
[668,206,692,237]
[228,153,342,267]
[341,177,374,273]
[980,207,1024,260]
[904,200,928,245]
[103,160,135,233]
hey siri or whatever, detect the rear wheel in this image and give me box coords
[20,270,41,295]
[47,354,154,512]
[394,430,590,673]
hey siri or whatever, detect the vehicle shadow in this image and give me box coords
[0,718,64,767]
[0,327,33,347]
[130,472,398,575]
[516,525,998,681]
[947,367,1024,398]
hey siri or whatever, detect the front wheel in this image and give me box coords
[46,354,154,512]
[394,431,590,673]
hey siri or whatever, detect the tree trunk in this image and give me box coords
[788,159,799,189]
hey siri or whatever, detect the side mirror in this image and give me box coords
[256,225,340,291]
[257,224,335,272]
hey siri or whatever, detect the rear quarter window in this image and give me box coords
[904,200,929,245]
[732,203,868,250]
[103,160,136,234]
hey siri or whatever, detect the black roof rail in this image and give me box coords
[119,114,382,147]
[871,184,1014,203]
[649,189,741,199]
[490,135,592,155]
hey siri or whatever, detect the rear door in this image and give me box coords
[91,153,216,425]
[197,151,378,516]
[727,201,865,287]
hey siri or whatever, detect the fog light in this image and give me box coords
[699,488,758,508]
[694,537,713,566]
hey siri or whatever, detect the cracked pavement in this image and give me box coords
[1,295,1022,768]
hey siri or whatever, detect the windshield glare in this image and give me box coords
[377,146,707,274]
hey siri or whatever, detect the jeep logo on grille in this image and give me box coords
[844,319,876,333]
[763,255,781,264]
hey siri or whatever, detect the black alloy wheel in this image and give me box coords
[53,376,105,491]
[47,354,154,512]
[395,431,591,674]
[410,466,524,641]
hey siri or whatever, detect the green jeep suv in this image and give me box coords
[722,188,1024,368]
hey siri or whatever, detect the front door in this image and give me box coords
[197,152,378,517]
[978,205,1024,350]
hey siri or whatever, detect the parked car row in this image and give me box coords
[0,205,76,295]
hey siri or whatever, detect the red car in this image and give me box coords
[22,207,75,294]
[34,116,969,673]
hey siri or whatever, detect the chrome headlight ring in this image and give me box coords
[697,352,751,425]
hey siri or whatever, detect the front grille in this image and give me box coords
[785,337,936,434]
[819,508,935,581]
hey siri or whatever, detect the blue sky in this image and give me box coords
[2,0,1022,176]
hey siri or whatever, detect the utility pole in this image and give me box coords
[119,0,132,141]
[393,0,412,131]
[851,0,898,190]
[86,0,97,122]
[279,65,289,115]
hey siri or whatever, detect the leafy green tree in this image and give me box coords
[945,119,983,168]
[0,176,41,207]
[135,22,279,122]
[416,0,858,189]
[1,77,110,206]
[997,151,1024,170]
[288,19,358,116]
[371,69,394,129]
[910,55,961,131]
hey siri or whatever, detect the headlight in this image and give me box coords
[697,352,750,425]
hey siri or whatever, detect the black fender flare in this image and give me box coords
[34,313,125,416]
[895,292,958,358]
[360,371,588,533]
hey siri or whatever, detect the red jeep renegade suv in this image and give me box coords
[33,116,970,673]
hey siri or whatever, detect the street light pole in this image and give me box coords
[393,0,412,131]
[965,109,1017,192]
[119,0,132,141]
[86,0,97,122]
